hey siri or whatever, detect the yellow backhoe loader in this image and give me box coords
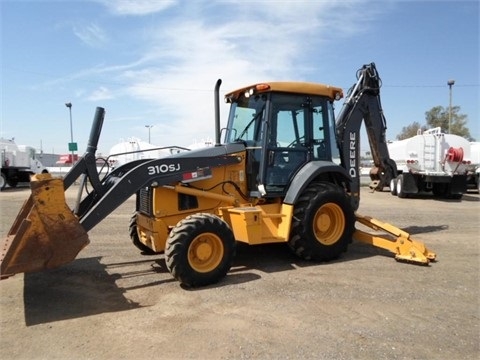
[0,63,435,287]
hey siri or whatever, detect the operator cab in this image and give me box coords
[224,82,343,197]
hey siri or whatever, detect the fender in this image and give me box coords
[284,161,350,205]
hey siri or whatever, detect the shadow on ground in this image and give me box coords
[23,257,141,326]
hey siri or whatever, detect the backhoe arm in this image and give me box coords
[335,63,397,203]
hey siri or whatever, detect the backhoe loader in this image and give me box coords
[0,63,435,287]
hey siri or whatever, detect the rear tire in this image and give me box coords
[165,213,236,287]
[396,175,407,198]
[390,178,398,196]
[288,182,355,262]
[0,173,6,190]
[129,213,158,254]
[7,179,18,188]
[432,183,448,197]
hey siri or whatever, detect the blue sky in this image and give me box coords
[1,0,479,156]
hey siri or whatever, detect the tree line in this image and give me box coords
[396,105,475,141]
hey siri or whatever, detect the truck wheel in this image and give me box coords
[129,213,158,254]
[165,213,236,287]
[446,185,463,200]
[288,182,355,262]
[7,179,18,188]
[396,175,407,198]
[0,173,6,190]
[448,193,463,200]
[390,178,398,196]
[432,183,448,197]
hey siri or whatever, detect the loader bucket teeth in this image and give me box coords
[0,173,89,279]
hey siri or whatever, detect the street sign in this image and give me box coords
[68,142,78,151]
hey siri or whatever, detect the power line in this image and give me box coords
[383,84,479,88]
[4,66,480,91]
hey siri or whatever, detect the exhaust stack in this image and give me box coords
[214,79,222,146]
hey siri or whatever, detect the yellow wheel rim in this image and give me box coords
[188,233,224,273]
[313,203,345,246]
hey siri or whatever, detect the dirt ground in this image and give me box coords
[0,184,479,360]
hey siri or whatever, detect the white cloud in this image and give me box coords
[87,86,115,101]
[73,23,108,47]
[109,1,385,145]
[55,0,392,148]
[98,0,177,16]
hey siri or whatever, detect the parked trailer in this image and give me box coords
[388,128,471,199]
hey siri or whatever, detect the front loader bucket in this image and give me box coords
[0,173,89,279]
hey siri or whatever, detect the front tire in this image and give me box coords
[165,213,236,287]
[288,182,355,262]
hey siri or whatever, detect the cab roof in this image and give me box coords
[225,81,344,101]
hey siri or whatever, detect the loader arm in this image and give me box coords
[0,107,241,279]
[76,155,240,232]
[335,63,398,201]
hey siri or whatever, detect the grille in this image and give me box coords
[138,187,152,215]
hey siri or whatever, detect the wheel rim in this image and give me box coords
[313,203,345,246]
[188,233,224,273]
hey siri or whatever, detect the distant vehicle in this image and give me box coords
[56,154,79,165]
[0,138,48,190]
[388,128,471,199]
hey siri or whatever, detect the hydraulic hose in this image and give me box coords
[446,147,464,162]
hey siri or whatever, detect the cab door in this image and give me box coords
[262,93,309,194]
[261,94,332,195]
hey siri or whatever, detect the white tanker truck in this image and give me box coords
[0,138,48,190]
[108,138,214,169]
[388,128,472,198]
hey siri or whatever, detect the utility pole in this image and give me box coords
[145,125,154,144]
[65,102,76,164]
[447,79,455,134]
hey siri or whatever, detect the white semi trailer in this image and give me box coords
[388,128,471,199]
[0,138,47,190]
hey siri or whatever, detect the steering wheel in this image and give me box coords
[287,136,305,148]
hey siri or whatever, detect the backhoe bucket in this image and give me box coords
[0,173,89,279]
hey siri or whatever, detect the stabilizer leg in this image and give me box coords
[354,213,436,265]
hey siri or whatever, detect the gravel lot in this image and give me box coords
[0,184,479,360]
